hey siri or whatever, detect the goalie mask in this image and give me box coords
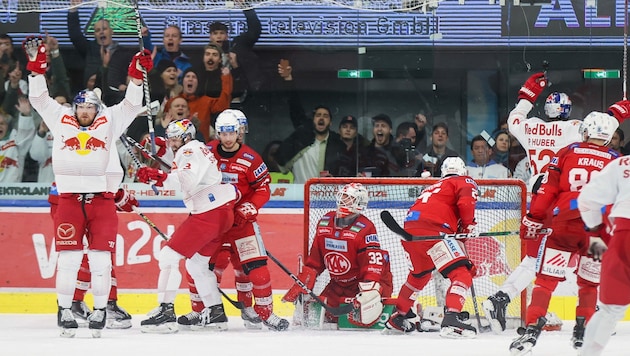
[335,183,368,223]
[441,157,467,177]
[544,92,572,119]
[580,111,618,146]
[166,119,196,142]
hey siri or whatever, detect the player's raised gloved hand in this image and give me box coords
[518,72,547,103]
[136,167,167,187]
[586,225,608,262]
[520,214,547,240]
[22,36,47,75]
[281,266,318,303]
[114,188,138,212]
[233,202,258,226]
[139,136,167,160]
[349,281,383,328]
[128,49,153,80]
[607,100,630,123]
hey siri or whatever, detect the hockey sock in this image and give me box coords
[108,270,118,301]
[157,246,183,304]
[56,250,84,308]
[73,254,90,301]
[87,250,112,309]
[235,268,254,308]
[249,266,274,320]
[526,276,558,325]
[185,272,205,313]
[186,253,222,307]
[445,266,472,312]
[576,276,598,323]
[395,273,432,314]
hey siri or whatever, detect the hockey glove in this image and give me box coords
[586,225,608,262]
[520,214,546,240]
[22,36,47,75]
[136,167,167,187]
[458,221,478,238]
[114,188,139,212]
[139,136,167,160]
[349,281,383,328]
[234,202,258,226]
[518,72,547,103]
[608,100,630,123]
[128,49,153,80]
[282,266,318,303]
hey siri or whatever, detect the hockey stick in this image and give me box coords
[131,206,244,310]
[253,223,353,316]
[121,134,171,171]
[119,135,159,195]
[380,210,548,241]
[132,0,156,156]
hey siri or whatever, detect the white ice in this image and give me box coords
[2,314,629,356]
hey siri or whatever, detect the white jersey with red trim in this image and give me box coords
[162,140,236,214]
[28,74,144,193]
[508,99,582,191]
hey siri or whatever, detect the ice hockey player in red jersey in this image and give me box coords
[384,157,479,338]
[508,112,619,355]
[282,182,393,328]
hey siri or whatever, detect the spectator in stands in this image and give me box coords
[495,116,526,173]
[143,25,191,81]
[2,62,26,117]
[149,59,183,111]
[209,0,263,103]
[0,99,36,182]
[262,140,294,184]
[180,67,231,142]
[491,130,511,172]
[196,43,233,104]
[612,128,628,155]
[422,122,460,177]
[331,115,370,177]
[154,96,204,142]
[413,112,429,155]
[68,1,134,105]
[466,135,510,179]
[395,121,423,177]
[358,114,406,177]
[0,33,26,84]
[274,60,345,183]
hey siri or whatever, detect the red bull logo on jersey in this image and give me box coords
[60,132,108,155]
[0,156,19,171]
[524,122,563,136]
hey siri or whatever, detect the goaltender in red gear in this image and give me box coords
[282,182,393,328]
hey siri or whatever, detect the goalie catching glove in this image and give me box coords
[348,281,383,327]
[282,266,318,303]
[114,188,138,212]
[22,36,47,75]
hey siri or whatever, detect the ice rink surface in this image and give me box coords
[2,314,629,356]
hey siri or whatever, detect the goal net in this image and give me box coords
[304,177,527,326]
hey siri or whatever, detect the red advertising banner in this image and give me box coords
[1,210,303,290]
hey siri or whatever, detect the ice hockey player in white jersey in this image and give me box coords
[483,72,630,334]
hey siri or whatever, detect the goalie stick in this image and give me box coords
[131,206,244,310]
[252,222,354,316]
[380,210,550,241]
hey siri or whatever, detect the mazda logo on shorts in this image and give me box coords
[57,223,76,240]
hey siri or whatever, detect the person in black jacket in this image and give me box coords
[274,61,345,183]
[208,2,262,104]
[67,2,134,105]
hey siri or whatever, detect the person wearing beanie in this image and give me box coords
[357,114,406,177]
[149,59,182,107]
[330,115,370,177]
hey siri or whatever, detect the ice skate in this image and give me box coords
[509,316,547,356]
[57,307,78,338]
[439,310,477,339]
[140,303,178,334]
[262,313,290,331]
[571,316,586,350]
[241,306,263,330]
[106,300,132,329]
[70,300,91,328]
[382,311,416,334]
[483,291,510,334]
[88,308,106,338]
[191,304,228,331]
[177,310,201,330]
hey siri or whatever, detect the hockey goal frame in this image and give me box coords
[303,177,528,326]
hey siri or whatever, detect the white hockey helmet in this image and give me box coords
[336,183,369,219]
[580,111,619,146]
[73,89,104,115]
[441,157,468,177]
[544,92,572,119]
[166,118,196,142]
[225,109,248,134]
[215,110,241,134]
